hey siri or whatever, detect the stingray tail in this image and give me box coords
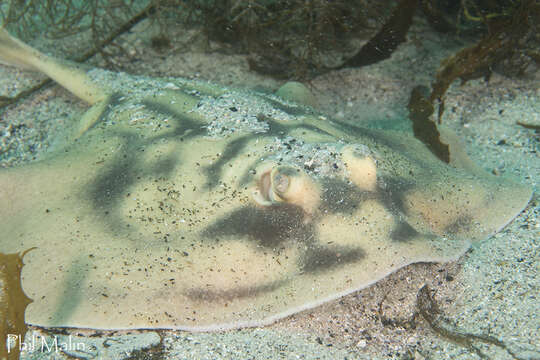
[0,27,107,104]
[0,27,43,71]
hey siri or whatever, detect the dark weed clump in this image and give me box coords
[427,0,540,121]
[0,0,150,66]
[2,1,538,79]
[0,0,389,78]
[0,1,538,93]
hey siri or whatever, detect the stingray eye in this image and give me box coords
[252,165,288,206]
[272,172,290,196]
[252,164,320,215]
[270,166,299,201]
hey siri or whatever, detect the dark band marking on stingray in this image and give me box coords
[87,93,124,133]
[201,204,314,249]
[300,245,366,273]
[203,119,335,190]
[141,100,206,140]
[86,148,144,234]
[85,131,181,235]
[202,204,367,275]
[184,278,289,303]
[329,119,406,150]
[87,134,140,211]
[236,158,263,187]
[319,178,369,214]
[295,123,336,138]
[147,153,179,179]
[50,256,92,324]
[202,136,254,189]
[84,99,210,233]
[390,221,420,242]
[444,215,474,236]
[377,176,416,217]
[265,116,334,139]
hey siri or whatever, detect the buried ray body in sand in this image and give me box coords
[0,28,532,332]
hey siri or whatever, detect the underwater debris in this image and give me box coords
[429,0,540,106]
[238,0,380,78]
[0,249,35,360]
[419,0,457,33]
[0,0,148,45]
[340,0,418,68]
[1,0,537,85]
[408,85,450,163]
[416,285,526,360]
[377,292,417,330]
[0,0,384,80]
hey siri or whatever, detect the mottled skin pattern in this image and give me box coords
[0,29,532,331]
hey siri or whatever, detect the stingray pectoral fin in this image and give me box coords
[438,126,490,177]
[0,28,107,104]
[402,172,532,240]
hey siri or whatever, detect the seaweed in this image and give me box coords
[0,1,145,53]
[419,0,457,33]
[416,285,527,360]
[377,292,417,329]
[373,284,529,358]
[340,0,418,68]
[408,86,450,163]
[209,0,379,78]
[0,0,386,80]
[0,3,155,111]
[429,0,540,107]
[0,249,35,360]
[1,0,538,127]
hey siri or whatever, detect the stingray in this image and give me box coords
[0,29,532,331]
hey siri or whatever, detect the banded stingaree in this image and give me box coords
[0,28,532,331]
